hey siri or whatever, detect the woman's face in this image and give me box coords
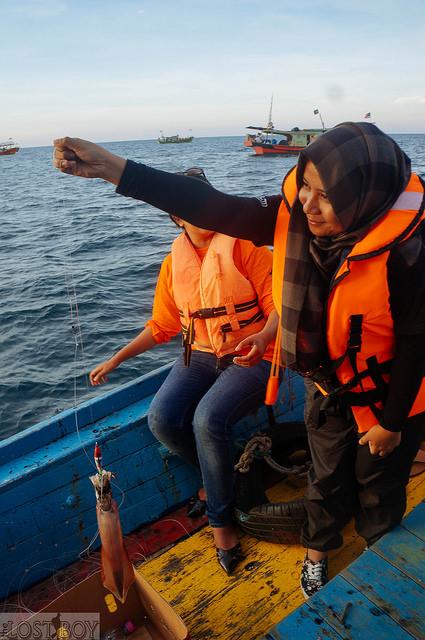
[299,161,344,236]
[172,216,215,245]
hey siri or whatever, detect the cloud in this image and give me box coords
[394,96,425,104]
[137,8,145,15]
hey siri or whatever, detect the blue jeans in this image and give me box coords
[148,351,272,527]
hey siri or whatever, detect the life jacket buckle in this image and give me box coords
[196,307,215,319]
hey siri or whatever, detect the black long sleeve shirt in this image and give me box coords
[117,160,425,431]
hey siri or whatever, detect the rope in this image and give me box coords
[234,435,273,473]
[234,433,310,476]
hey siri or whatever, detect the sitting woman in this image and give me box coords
[89,168,278,575]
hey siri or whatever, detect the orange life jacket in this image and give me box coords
[172,232,267,363]
[272,168,425,431]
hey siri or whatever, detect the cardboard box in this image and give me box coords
[7,567,189,640]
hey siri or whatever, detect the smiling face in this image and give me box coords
[298,161,344,237]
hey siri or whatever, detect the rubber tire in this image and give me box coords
[234,499,306,544]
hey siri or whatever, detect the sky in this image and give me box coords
[1,0,425,147]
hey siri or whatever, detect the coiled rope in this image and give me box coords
[234,433,310,476]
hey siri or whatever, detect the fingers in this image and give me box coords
[359,433,381,455]
[53,142,79,175]
[234,338,250,352]
[55,148,79,161]
[53,136,81,151]
[368,441,380,456]
[54,158,78,175]
[233,345,261,367]
[53,138,86,175]
[89,366,108,386]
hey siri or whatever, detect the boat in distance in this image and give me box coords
[158,132,194,144]
[246,126,326,156]
[0,139,19,155]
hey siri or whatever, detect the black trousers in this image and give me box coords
[301,379,425,551]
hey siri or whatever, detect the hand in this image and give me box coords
[233,332,268,367]
[53,137,126,184]
[359,424,401,457]
[89,359,118,385]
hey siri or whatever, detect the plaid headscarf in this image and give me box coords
[280,121,411,373]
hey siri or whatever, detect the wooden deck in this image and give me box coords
[264,499,425,639]
[135,469,425,640]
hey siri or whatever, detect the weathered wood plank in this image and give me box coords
[372,525,425,588]
[136,478,425,640]
[343,548,425,638]
[0,449,195,549]
[138,477,306,640]
[401,500,425,541]
[306,574,414,639]
[259,605,342,639]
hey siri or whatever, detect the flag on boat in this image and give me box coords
[313,109,319,115]
[364,112,371,119]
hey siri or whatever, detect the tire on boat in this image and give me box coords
[233,421,309,543]
[235,500,306,544]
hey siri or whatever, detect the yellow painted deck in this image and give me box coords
[137,473,425,640]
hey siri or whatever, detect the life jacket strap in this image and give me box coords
[313,314,394,418]
[316,358,392,412]
[221,310,264,335]
[178,297,259,321]
[180,297,261,365]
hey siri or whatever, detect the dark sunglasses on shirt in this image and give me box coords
[175,167,211,184]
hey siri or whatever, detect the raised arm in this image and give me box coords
[53,137,281,246]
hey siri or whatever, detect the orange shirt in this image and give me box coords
[145,237,275,362]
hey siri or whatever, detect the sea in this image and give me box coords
[1,134,425,441]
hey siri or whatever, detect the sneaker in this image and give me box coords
[300,554,328,598]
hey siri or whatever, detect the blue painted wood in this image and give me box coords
[343,548,425,638]
[259,605,342,639]
[306,574,414,639]
[261,502,425,639]
[372,524,425,588]
[0,362,305,598]
[400,500,425,541]
[2,458,196,557]
[3,474,200,596]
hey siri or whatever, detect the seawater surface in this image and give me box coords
[1,135,424,440]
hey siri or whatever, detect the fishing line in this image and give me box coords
[59,203,96,471]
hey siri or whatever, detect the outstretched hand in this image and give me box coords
[358,424,401,457]
[53,137,126,184]
[90,359,118,385]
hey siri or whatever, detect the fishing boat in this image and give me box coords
[247,128,325,156]
[0,139,19,155]
[1,361,424,638]
[158,132,194,144]
[244,98,326,155]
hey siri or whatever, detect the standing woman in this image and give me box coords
[54,122,425,597]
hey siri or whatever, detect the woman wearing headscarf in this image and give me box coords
[54,122,425,597]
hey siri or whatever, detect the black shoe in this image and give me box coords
[186,496,207,518]
[216,543,243,575]
[300,555,328,599]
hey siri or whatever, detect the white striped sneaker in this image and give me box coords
[300,555,328,598]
